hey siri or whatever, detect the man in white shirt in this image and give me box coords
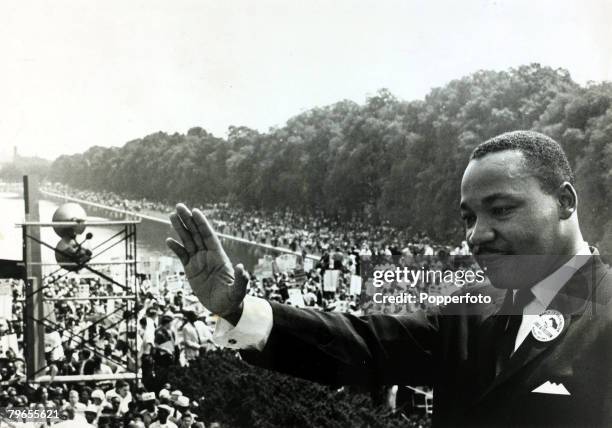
[44,328,64,363]
[150,404,178,428]
[105,380,132,415]
[194,314,215,352]
[61,389,87,422]
[90,388,110,414]
[166,131,612,427]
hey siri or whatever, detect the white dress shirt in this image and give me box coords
[214,295,273,351]
[512,241,591,352]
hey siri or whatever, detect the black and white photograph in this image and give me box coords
[1,1,611,427]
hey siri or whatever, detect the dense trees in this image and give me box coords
[48,64,612,253]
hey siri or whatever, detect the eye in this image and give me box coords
[491,206,514,217]
[461,213,476,227]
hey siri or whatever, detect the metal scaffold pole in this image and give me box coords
[23,175,46,381]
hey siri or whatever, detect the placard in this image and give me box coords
[349,275,362,295]
[275,254,298,273]
[0,282,12,319]
[287,288,305,307]
[323,270,340,292]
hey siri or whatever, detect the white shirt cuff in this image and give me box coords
[213,295,273,351]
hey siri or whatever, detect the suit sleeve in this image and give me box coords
[240,302,440,387]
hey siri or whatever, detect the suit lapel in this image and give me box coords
[473,290,512,393]
[472,256,600,405]
[481,312,573,397]
[474,301,509,391]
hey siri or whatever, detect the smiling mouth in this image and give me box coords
[475,252,510,261]
[474,252,512,268]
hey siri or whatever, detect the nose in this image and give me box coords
[466,219,495,252]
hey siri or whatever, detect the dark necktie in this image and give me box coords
[495,288,534,376]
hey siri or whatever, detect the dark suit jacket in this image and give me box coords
[242,254,612,427]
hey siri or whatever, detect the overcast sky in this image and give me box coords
[1,0,611,161]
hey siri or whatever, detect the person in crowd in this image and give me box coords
[78,349,93,375]
[105,379,132,416]
[62,389,87,422]
[171,395,191,425]
[91,388,109,411]
[150,404,178,428]
[138,391,158,426]
[84,403,99,426]
[154,313,177,366]
[179,311,203,363]
[158,388,172,405]
[169,390,182,407]
[30,386,51,408]
[178,410,196,428]
[54,407,86,428]
[194,313,215,353]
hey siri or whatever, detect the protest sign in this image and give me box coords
[254,256,274,279]
[287,288,305,307]
[323,270,340,292]
[0,282,12,319]
[275,254,298,273]
[349,275,362,295]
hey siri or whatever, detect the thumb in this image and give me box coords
[232,263,249,294]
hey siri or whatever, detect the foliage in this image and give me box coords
[0,156,51,181]
[167,350,426,428]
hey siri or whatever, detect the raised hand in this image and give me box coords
[166,204,248,323]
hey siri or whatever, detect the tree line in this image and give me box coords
[46,64,612,252]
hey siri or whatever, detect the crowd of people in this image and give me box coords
[43,182,472,260]
[0,183,478,426]
[0,378,212,427]
[0,271,223,427]
[43,184,169,216]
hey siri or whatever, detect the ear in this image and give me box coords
[556,181,577,220]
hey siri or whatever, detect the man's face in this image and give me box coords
[158,409,170,423]
[460,150,564,289]
[112,397,121,409]
[118,386,129,398]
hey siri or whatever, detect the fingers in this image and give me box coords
[231,263,249,300]
[170,211,197,255]
[192,208,223,251]
[176,204,206,250]
[166,238,189,266]
[234,263,250,287]
[169,211,195,253]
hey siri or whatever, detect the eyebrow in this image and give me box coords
[482,192,520,205]
[460,193,520,211]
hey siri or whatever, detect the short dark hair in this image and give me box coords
[469,130,575,194]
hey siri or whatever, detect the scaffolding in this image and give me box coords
[16,176,141,384]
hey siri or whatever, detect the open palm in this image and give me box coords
[166,204,248,319]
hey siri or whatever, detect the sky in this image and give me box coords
[1,0,611,161]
